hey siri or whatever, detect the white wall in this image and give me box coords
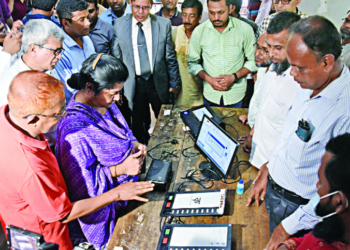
[298,0,350,28]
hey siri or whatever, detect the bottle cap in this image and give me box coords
[239,179,244,184]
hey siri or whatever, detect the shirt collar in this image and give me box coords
[159,7,179,19]
[91,18,102,31]
[312,66,350,102]
[0,105,49,150]
[208,16,234,32]
[132,15,151,28]
[63,31,88,49]
[107,8,117,19]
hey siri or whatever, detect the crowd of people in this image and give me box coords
[0,0,350,249]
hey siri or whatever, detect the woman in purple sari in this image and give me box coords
[56,54,152,249]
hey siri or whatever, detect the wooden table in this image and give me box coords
[107,105,270,250]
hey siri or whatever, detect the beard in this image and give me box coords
[312,201,344,244]
[271,59,290,75]
[340,27,350,40]
[256,59,272,68]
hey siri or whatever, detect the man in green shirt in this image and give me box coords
[188,0,257,107]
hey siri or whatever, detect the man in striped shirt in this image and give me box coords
[247,16,350,250]
[258,0,307,36]
[188,0,257,108]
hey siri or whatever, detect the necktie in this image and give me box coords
[137,22,151,80]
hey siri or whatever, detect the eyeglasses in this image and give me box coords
[22,105,67,119]
[35,44,65,56]
[343,18,350,24]
[131,5,151,11]
[254,43,269,55]
[272,0,292,5]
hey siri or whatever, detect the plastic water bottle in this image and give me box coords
[236,179,244,195]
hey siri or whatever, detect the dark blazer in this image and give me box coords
[113,14,181,109]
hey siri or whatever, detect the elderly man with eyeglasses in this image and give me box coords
[258,0,307,36]
[112,0,180,144]
[341,10,350,69]
[0,19,65,107]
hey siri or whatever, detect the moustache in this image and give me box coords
[213,20,222,22]
[184,22,192,25]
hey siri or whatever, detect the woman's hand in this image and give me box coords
[132,141,147,164]
[116,151,142,176]
[113,180,154,202]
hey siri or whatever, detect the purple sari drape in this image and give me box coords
[55,94,138,249]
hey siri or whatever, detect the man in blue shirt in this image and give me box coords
[100,0,132,26]
[22,0,61,27]
[55,0,95,101]
[86,0,115,54]
[247,16,350,250]
[155,0,182,27]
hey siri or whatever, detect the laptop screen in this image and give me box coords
[196,115,239,177]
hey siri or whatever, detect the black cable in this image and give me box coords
[147,139,179,160]
[224,123,240,140]
[182,146,200,158]
[176,169,214,191]
[221,160,251,184]
[159,213,184,232]
[222,110,237,120]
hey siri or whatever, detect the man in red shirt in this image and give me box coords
[278,134,350,250]
[0,71,154,249]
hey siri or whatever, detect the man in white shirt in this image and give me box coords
[238,31,271,152]
[0,20,22,75]
[249,12,301,169]
[340,10,350,69]
[0,19,64,106]
[248,16,350,250]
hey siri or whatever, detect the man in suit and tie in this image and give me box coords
[113,0,181,144]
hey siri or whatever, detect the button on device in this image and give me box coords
[166,202,171,208]
[163,238,168,244]
[168,195,174,201]
[165,229,171,235]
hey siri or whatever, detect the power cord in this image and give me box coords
[159,213,184,232]
[176,169,214,192]
[182,146,200,158]
[147,139,180,160]
[222,110,237,120]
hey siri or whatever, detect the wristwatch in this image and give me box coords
[233,73,239,83]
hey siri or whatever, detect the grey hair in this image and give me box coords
[21,19,65,54]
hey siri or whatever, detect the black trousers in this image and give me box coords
[132,75,163,144]
[265,178,307,234]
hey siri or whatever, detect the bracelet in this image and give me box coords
[114,165,117,177]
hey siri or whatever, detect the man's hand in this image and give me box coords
[239,114,249,125]
[11,20,23,33]
[246,162,269,207]
[265,224,290,250]
[238,133,252,153]
[169,86,181,98]
[217,74,235,88]
[132,141,147,164]
[207,76,228,91]
[114,180,154,202]
[2,31,22,55]
[276,245,288,250]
